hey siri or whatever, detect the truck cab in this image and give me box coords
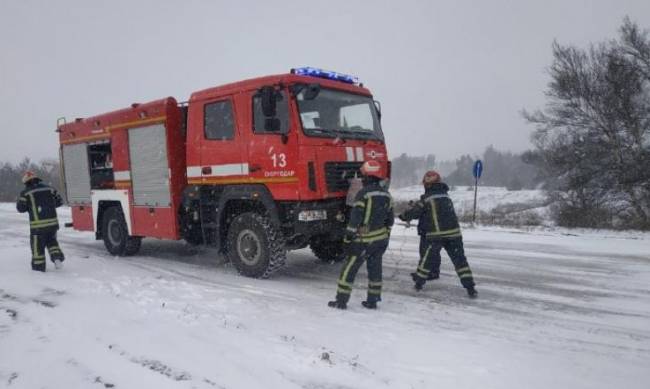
[180,68,389,277]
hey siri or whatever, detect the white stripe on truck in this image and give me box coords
[113,171,131,181]
[346,147,355,162]
[356,147,364,162]
[186,163,249,178]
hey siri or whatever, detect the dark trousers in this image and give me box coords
[414,237,475,288]
[335,239,388,304]
[30,231,64,271]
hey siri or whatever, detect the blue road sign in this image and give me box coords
[473,160,483,179]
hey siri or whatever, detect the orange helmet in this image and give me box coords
[422,170,441,185]
[360,160,383,178]
[22,171,38,184]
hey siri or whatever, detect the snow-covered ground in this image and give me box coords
[392,185,549,218]
[1,203,649,389]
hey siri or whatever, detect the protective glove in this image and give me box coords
[343,230,358,243]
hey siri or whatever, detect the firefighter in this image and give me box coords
[328,160,394,310]
[16,171,65,272]
[399,170,478,298]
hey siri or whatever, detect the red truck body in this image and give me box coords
[58,68,389,277]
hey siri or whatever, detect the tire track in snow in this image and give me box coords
[107,344,225,388]
[122,259,301,303]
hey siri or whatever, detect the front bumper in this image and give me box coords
[278,199,348,239]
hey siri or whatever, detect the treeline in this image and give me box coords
[390,153,437,188]
[391,146,542,189]
[0,158,62,202]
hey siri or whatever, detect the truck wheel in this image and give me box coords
[226,212,286,278]
[310,238,346,263]
[102,207,142,256]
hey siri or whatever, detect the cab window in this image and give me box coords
[204,100,235,140]
[252,91,289,134]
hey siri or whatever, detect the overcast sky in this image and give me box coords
[2,0,650,163]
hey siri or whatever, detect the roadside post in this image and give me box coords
[472,160,483,224]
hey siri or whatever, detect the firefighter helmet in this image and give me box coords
[422,170,441,186]
[22,171,39,184]
[360,160,382,178]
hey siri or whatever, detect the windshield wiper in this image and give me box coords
[306,127,380,140]
[336,128,377,139]
[307,128,335,135]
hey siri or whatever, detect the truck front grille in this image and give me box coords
[324,162,363,192]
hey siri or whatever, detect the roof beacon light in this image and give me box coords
[291,67,359,85]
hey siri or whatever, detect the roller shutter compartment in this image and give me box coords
[128,124,171,207]
[62,143,91,204]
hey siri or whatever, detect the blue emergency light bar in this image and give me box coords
[290,67,359,84]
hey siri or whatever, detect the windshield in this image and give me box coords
[295,88,383,140]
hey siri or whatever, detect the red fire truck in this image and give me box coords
[58,67,390,278]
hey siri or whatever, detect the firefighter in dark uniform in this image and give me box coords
[329,160,394,310]
[399,170,477,298]
[16,171,65,272]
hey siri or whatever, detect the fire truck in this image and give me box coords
[58,67,390,278]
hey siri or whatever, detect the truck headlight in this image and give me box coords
[298,210,328,222]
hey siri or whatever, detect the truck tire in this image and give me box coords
[102,207,142,256]
[226,212,286,278]
[310,238,346,263]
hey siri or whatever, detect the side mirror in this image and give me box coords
[260,86,277,117]
[303,83,321,100]
[289,83,305,96]
[374,100,382,120]
[264,117,281,132]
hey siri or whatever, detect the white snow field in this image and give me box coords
[392,185,549,219]
[1,203,649,389]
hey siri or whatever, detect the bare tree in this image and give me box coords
[524,18,650,229]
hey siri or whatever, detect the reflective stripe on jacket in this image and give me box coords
[346,181,394,243]
[399,183,461,238]
[16,181,63,233]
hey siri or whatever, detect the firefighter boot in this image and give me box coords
[467,286,478,298]
[411,273,426,291]
[328,300,347,310]
[412,271,439,281]
[31,263,46,272]
[361,301,377,309]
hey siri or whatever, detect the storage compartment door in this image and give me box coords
[62,143,91,204]
[128,123,178,239]
[128,124,171,207]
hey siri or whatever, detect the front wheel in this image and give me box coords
[226,212,286,278]
[102,207,142,256]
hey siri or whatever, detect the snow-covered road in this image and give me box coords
[1,204,649,389]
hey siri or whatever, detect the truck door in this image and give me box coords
[244,87,298,198]
[191,97,247,184]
